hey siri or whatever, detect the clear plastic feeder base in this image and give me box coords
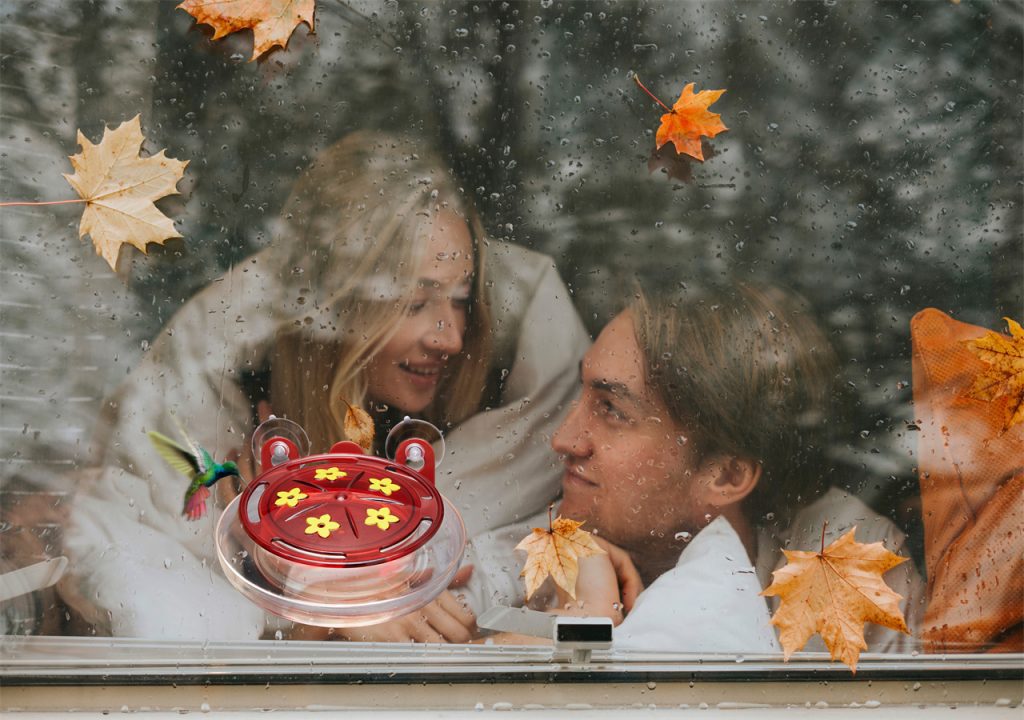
[215,494,466,627]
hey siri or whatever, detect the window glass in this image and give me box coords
[1,0,1020,669]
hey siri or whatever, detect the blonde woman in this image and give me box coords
[66,133,589,641]
[260,134,493,454]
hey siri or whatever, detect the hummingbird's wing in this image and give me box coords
[147,430,200,478]
[169,412,208,474]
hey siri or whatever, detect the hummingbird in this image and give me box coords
[147,429,240,521]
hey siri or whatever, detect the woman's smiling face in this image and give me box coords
[365,209,474,414]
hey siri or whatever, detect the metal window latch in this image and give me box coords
[477,605,613,665]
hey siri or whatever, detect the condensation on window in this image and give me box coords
[0,0,1020,663]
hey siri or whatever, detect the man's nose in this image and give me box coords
[551,400,591,457]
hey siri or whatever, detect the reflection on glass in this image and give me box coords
[0,0,1019,660]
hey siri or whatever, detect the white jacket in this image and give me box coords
[615,516,780,654]
[67,241,589,640]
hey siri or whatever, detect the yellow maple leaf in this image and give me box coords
[342,399,375,453]
[655,82,728,161]
[177,0,315,61]
[761,527,909,673]
[962,317,1024,431]
[62,115,188,271]
[515,516,605,601]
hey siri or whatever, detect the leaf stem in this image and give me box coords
[0,198,86,207]
[633,74,674,114]
[820,520,829,554]
[548,503,555,532]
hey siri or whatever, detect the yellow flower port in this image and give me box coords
[368,477,401,496]
[274,487,308,507]
[305,514,341,539]
[365,507,400,531]
[314,467,346,481]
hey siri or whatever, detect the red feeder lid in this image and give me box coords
[239,440,443,569]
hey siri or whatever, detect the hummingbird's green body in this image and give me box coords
[148,430,240,521]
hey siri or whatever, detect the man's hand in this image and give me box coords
[549,536,645,625]
[553,552,623,624]
[593,535,644,613]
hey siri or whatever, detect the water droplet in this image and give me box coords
[764,512,775,521]
[274,630,283,640]
[944,101,956,112]
[163,558,172,569]
[860,430,870,438]
[675,531,693,542]
[454,28,469,38]
[647,681,657,690]
[540,0,553,7]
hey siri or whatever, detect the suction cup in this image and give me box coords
[385,416,445,468]
[251,415,310,471]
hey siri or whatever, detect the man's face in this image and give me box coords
[552,311,718,557]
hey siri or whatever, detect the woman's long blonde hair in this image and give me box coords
[266,132,492,452]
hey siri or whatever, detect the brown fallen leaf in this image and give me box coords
[177,0,315,61]
[761,526,909,673]
[634,76,727,162]
[515,513,605,601]
[962,317,1024,431]
[342,399,375,453]
[655,83,727,161]
[63,115,188,271]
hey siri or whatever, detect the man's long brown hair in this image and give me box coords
[629,282,838,531]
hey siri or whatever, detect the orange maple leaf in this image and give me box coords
[962,317,1024,431]
[177,0,315,61]
[515,515,605,601]
[654,82,727,161]
[761,527,909,673]
[341,399,375,453]
[63,115,188,271]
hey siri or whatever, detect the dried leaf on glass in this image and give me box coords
[516,516,605,600]
[962,317,1024,431]
[342,399,375,453]
[761,527,909,673]
[63,115,188,271]
[177,0,315,61]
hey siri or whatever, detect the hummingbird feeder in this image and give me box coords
[215,416,466,627]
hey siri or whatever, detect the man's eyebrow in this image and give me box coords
[590,378,645,407]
